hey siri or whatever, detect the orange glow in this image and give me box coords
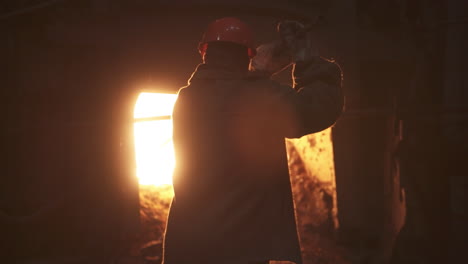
[134,93,178,186]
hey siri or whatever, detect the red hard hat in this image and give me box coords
[199,17,256,58]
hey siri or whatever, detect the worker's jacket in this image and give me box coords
[163,58,343,264]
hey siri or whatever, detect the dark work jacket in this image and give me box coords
[163,58,343,264]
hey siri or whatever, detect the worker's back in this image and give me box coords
[173,65,295,195]
[165,63,303,264]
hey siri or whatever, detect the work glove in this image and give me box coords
[277,20,319,63]
[250,20,318,76]
[249,39,292,76]
[277,20,341,88]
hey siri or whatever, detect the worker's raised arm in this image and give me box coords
[250,20,344,138]
[288,56,343,137]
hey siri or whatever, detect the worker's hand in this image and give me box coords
[250,20,320,76]
[278,20,319,63]
[249,40,292,76]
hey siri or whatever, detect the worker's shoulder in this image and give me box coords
[176,85,190,96]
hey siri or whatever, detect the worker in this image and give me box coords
[162,17,344,264]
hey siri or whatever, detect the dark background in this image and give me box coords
[1,0,466,263]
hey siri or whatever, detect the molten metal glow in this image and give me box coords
[134,93,178,186]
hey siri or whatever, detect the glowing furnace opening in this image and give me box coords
[134,92,178,186]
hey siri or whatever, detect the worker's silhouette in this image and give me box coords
[162,17,344,264]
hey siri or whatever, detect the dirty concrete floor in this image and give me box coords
[129,185,352,264]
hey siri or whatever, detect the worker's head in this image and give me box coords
[199,17,256,70]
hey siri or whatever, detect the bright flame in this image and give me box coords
[134,93,178,186]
